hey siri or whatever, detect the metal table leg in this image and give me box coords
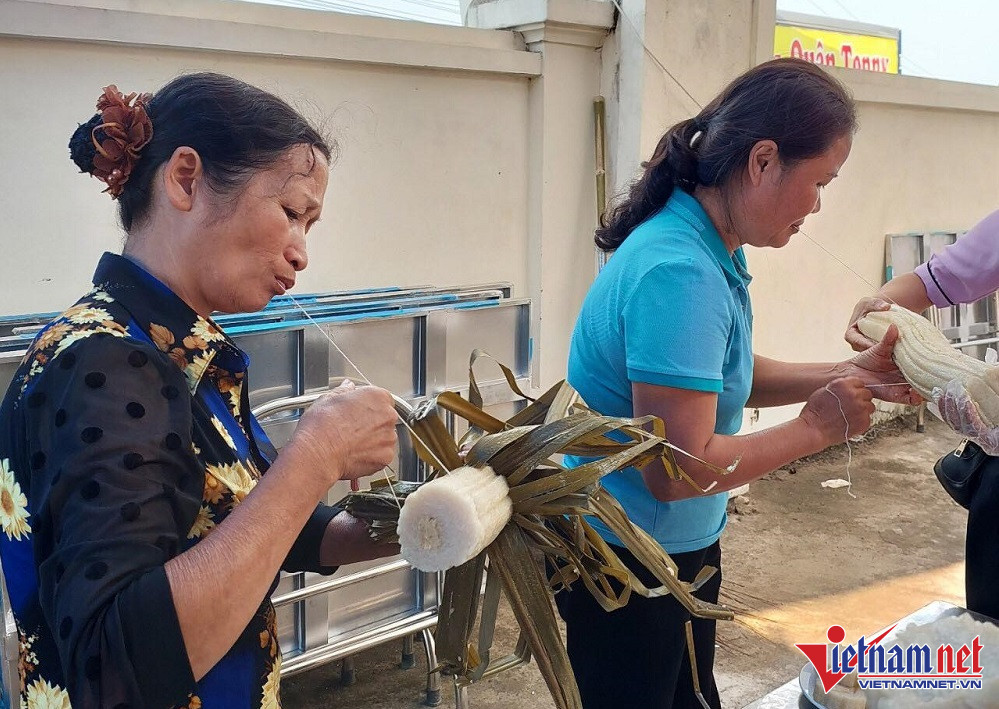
[401,633,416,669]
[340,656,356,686]
[421,628,442,706]
[455,680,470,709]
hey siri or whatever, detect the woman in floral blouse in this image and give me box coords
[0,73,401,709]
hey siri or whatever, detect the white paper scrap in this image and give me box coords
[821,478,852,489]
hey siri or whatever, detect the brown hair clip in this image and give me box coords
[90,85,154,198]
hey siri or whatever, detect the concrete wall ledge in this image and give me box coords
[469,0,614,33]
[2,0,542,76]
[834,65,999,114]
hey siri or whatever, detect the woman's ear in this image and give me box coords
[161,146,203,212]
[748,139,779,186]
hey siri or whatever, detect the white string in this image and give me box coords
[796,229,888,295]
[286,295,460,510]
[289,297,452,471]
[822,383,914,499]
[608,0,703,112]
[824,383,858,499]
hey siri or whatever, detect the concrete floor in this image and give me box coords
[281,414,968,709]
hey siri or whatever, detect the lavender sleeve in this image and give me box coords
[914,209,999,307]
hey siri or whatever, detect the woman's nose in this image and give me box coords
[286,238,308,272]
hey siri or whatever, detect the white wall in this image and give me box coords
[0,0,616,394]
[0,46,533,314]
[0,0,536,317]
[4,0,999,414]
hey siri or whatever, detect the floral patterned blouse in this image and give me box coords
[0,253,342,708]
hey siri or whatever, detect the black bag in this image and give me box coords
[934,439,995,509]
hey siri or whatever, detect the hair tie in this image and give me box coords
[689,129,705,150]
[90,85,154,198]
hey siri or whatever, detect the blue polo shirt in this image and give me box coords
[566,189,753,553]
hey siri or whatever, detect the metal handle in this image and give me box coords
[251,384,416,421]
[272,559,412,608]
[281,610,438,676]
[252,392,325,420]
[251,386,419,490]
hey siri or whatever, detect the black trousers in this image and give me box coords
[966,467,999,619]
[554,541,722,709]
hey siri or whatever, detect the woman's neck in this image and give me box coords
[691,185,742,254]
[123,231,212,318]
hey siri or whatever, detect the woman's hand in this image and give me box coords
[170,381,397,682]
[841,324,922,405]
[936,380,999,455]
[799,377,876,446]
[288,380,398,487]
[845,296,892,351]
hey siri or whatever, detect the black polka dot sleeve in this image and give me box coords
[25,334,201,708]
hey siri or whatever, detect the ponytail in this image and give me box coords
[595,118,701,250]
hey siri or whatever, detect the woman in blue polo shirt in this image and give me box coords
[558,58,918,709]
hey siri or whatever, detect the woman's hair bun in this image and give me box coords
[69,113,103,175]
[67,73,331,230]
[68,86,155,198]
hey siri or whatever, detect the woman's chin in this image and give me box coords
[214,294,270,316]
[770,231,795,248]
[250,296,273,313]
